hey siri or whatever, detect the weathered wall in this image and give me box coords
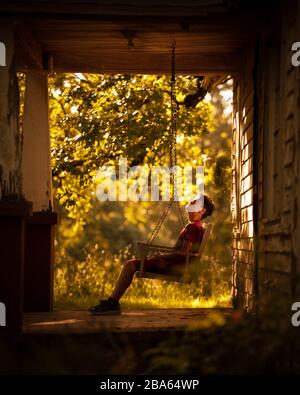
[231,41,256,311]
[0,21,22,199]
[232,0,300,311]
[256,0,300,307]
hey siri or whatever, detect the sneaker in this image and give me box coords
[88,299,121,315]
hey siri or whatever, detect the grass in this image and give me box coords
[54,287,231,311]
[54,248,232,311]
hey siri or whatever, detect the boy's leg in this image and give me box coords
[88,259,140,314]
[109,259,140,302]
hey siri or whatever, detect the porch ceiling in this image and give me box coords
[1,1,266,77]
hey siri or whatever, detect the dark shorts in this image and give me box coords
[131,253,186,275]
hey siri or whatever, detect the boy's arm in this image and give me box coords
[153,240,192,258]
[180,240,193,252]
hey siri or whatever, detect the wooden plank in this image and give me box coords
[44,52,241,74]
[11,9,253,73]
[0,2,258,18]
[260,233,292,254]
[30,18,252,36]
[14,22,43,70]
[24,212,58,312]
[282,185,294,213]
[258,267,292,291]
[284,139,295,166]
[285,90,296,118]
[23,308,233,335]
[284,115,294,142]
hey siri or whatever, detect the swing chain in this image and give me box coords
[170,39,177,195]
[146,39,185,244]
[170,40,186,230]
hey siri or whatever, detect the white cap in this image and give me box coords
[185,195,204,213]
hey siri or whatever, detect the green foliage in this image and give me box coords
[142,300,300,374]
[50,74,213,220]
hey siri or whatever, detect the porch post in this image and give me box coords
[0,21,32,333]
[22,70,58,312]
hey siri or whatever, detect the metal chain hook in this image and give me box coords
[147,39,186,244]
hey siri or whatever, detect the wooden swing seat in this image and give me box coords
[135,223,212,284]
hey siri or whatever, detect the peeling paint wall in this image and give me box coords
[0,21,22,200]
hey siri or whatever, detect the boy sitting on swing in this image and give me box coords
[88,194,214,315]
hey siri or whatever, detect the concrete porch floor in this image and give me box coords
[23,308,233,334]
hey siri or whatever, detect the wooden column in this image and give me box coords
[0,21,32,333]
[22,70,58,312]
[22,71,53,211]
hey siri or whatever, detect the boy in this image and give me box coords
[88,194,214,315]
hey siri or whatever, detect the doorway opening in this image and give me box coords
[47,73,234,311]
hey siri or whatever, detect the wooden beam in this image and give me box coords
[14,22,43,70]
[50,52,242,74]
[0,1,228,17]
[30,14,260,30]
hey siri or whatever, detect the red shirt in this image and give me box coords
[139,220,205,274]
[175,220,205,252]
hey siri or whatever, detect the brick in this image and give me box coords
[241,220,254,238]
[241,173,253,193]
[241,189,253,207]
[241,157,253,178]
[241,126,253,147]
[243,110,253,131]
[241,205,253,222]
[240,238,254,251]
[241,139,253,162]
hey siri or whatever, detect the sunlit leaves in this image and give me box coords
[49,73,215,224]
